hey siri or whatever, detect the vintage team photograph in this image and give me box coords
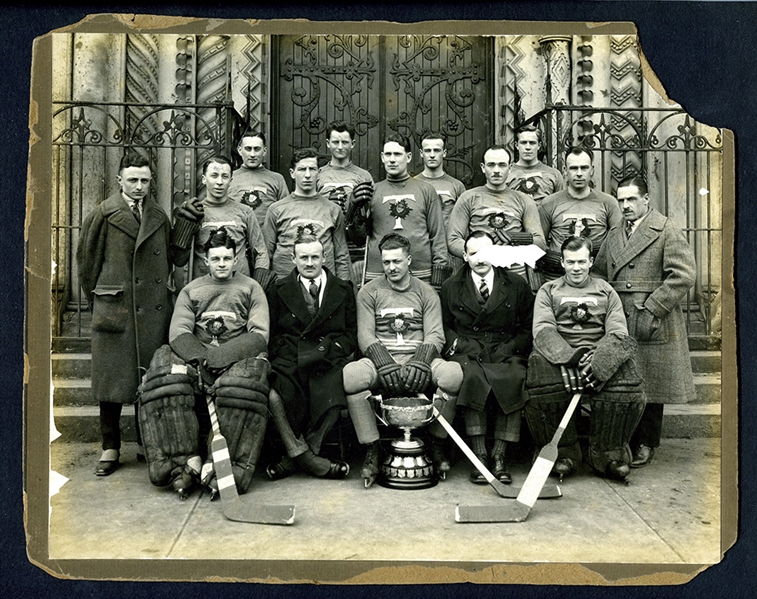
[25,16,735,583]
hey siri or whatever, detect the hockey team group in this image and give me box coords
[76,121,697,506]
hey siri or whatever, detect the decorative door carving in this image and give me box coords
[275,35,491,187]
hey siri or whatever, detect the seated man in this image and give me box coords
[343,233,463,487]
[264,233,355,480]
[524,236,646,481]
[138,227,270,498]
[440,231,534,485]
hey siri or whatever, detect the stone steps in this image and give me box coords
[49,348,724,443]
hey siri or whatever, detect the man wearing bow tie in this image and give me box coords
[77,152,175,477]
[264,233,356,480]
[440,231,534,485]
[594,175,696,468]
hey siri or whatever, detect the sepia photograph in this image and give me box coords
[24,14,736,585]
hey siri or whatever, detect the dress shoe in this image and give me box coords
[551,457,576,479]
[631,444,655,468]
[95,449,119,477]
[322,460,350,479]
[469,452,489,484]
[95,460,119,476]
[605,460,631,481]
[491,454,512,485]
[266,459,296,481]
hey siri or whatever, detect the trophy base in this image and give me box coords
[377,438,437,490]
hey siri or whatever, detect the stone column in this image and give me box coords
[539,35,572,169]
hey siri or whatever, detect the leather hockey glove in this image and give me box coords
[402,344,439,393]
[364,342,404,396]
[430,264,452,289]
[507,231,534,246]
[536,249,564,275]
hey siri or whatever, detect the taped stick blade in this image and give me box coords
[223,501,296,526]
[455,501,532,523]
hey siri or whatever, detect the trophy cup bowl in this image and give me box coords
[376,394,438,489]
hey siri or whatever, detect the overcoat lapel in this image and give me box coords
[307,271,345,332]
[136,199,165,249]
[610,210,666,273]
[278,271,314,327]
[102,194,140,240]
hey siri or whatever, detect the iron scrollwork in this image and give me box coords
[281,35,379,139]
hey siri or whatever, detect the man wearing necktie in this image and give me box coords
[440,231,535,484]
[595,174,697,468]
[264,233,357,480]
[77,152,175,477]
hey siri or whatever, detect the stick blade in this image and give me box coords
[224,500,296,526]
[455,501,532,523]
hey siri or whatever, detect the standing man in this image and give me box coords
[77,152,174,476]
[524,237,645,481]
[317,121,375,268]
[264,148,351,282]
[343,234,463,487]
[506,125,564,206]
[537,148,623,280]
[414,132,467,272]
[595,175,697,467]
[440,231,534,484]
[227,131,289,229]
[448,144,546,283]
[264,233,356,480]
[346,133,449,288]
[170,156,274,290]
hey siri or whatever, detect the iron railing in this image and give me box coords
[51,100,240,338]
[522,105,723,342]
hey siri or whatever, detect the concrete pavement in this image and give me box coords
[49,436,722,579]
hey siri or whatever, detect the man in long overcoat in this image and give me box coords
[265,233,356,480]
[440,231,534,484]
[594,174,696,467]
[77,152,174,476]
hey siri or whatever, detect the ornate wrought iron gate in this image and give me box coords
[523,105,723,343]
[274,34,492,187]
[51,100,239,338]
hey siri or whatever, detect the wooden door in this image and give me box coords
[274,34,492,187]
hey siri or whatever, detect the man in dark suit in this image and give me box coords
[264,233,357,480]
[77,152,174,476]
[440,231,534,484]
[595,174,697,467]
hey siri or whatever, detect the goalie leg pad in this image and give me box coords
[524,352,580,460]
[586,360,646,473]
[138,346,201,487]
[213,357,271,492]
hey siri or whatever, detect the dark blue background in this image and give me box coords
[3,3,753,598]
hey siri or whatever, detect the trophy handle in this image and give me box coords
[373,394,390,427]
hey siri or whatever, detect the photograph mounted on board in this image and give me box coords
[24,14,736,585]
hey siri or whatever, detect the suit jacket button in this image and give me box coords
[626,283,632,289]
[318,346,325,351]
[625,311,630,317]
[156,304,162,310]
[629,263,635,269]
[154,249,161,255]
[612,262,616,267]
[155,277,162,283]
[473,326,479,331]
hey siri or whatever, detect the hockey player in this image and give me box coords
[447,144,546,285]
[524,236,646,481]
[536,147,623,281]
[138,227,270,499]
[506,125,564,206]
[343,233,463,487]
[263,148,352,281]
[227,131,290,229]
[345,133,449,288]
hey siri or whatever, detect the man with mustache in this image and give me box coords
[594,174,697,468]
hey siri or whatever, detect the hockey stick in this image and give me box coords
[431,406,562,502]
[205,392,295,525]
[454,392,581,523]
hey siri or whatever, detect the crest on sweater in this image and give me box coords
[292,218,325,238]
[562,212,597,238]
[560,297,598,330]
[201,310,237,346]
[380,307,415,345]
[241,187,267,210]
[383,194,416,230]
